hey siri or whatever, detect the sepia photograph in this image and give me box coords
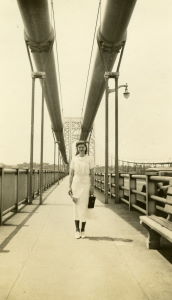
[0,0,172,299]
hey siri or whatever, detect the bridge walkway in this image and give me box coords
[0,177,172,300]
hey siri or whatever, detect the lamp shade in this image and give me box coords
[123,90,130,99]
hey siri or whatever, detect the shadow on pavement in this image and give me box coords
[159,238,172,264]
[0,182,59,252]
[86,236,133,242]
[43,203,71,206]
[95,189,172,263]
[95,190,146,236]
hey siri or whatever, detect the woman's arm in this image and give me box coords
[69,168,74,192]
[69,168,78,203]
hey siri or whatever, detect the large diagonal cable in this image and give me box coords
[80,0,101,120]
[51,0,64,117]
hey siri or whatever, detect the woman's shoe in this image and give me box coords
[75,231,81,239]
[81,231,86,239]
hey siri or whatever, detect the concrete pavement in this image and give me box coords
[0,177,172,300]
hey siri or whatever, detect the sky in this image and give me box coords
[0,0,172,166]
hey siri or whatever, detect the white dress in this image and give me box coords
[70,155,94,222]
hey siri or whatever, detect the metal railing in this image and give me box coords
[0,167,66,224]
[95,161,172,175]
[95,172,172,216]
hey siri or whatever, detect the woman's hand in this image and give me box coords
[68,188,73,197]
[72,197,78,204]
[90,185,94,195]
[68,189,78,203]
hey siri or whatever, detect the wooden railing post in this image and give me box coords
[97,173,100,190]
[110,174,115,198]
[0,168,4,225]
[101,173,103,192]
[16,168,19,213]
[146,175,157,215]
[100,173,102,191]
[110,173,112,199]
[31,169,35,201]
[119,173,124,202]
[44,170,46,190]
[95,173,98,189]
[129,174,136,211]
[107,173,111,200]
[27,168,30,204]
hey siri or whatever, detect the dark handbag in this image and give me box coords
[88,195,96,209]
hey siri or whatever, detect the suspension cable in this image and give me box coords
[99,0,102,31]
[50,0,64,116]
[80,0,101,119]
[25,42,34,72]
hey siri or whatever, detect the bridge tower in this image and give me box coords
[64,118,95,164]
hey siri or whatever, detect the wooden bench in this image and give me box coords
[140,186,172,249]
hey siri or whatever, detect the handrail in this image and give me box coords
[0,167,67,225]
[94,172,172,216]
[150,176,172,182]
[151,195,171,205]
[119,159,172,166]
[131,175,146,179]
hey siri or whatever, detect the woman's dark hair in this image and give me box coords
[75,142,88,155]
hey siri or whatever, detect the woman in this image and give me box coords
[69,140,94,239]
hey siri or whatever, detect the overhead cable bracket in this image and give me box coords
[97,29,124,54]
[25,29,55,53]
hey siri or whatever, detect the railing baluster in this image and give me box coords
[119,173,124,202]
[146,174,157,215]
[129,174,136,211]
[0,168,4,225]
[27,168,30,204]
[16,168,19,213]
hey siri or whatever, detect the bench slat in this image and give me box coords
[149,215,172,231]
[140,215,172,243]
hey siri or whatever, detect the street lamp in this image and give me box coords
[123,84,130,99]
[108,83,130,98]
[29,71,46,205]
[104,71,130,203]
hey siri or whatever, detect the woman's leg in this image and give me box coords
[80,221,86,238]
[81,221,86,232]
[75,220,80,232]
[74,220,80,239]
[80,221,86,239]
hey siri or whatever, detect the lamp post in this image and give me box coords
[39,72,46,205]
[29,71,46,205]
[53,140,57,183]
[52,130,60,184]
[104,75,109,204]
[57,141,60,184]
[104,71,130,204]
